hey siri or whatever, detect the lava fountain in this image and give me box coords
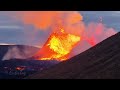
[33,29,81,61]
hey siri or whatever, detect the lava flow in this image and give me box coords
[33,29,81,61]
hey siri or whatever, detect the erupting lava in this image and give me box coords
[33,29,81,61]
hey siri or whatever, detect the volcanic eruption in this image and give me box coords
[28,11,83,61]
[14,11,117,61]
[33,28,81,61]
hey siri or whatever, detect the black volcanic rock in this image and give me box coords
[0,45,39,60]
[27,32,120,79]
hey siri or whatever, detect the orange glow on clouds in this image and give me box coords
[14,11,117,61]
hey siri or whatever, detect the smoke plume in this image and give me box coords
[13,11,117,57]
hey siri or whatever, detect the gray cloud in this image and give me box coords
[0,26,22,29]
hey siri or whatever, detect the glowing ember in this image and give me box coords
[16,66,26,71]
[33,29,81,61]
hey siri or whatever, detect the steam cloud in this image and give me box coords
[2,45,39,60]
[71,22,117,57]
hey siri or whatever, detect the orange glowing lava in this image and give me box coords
[16,66,26,71]
[33,29,81,61]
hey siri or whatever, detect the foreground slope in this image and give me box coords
[27,32,120,79]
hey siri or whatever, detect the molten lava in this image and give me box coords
[33,29,81,61]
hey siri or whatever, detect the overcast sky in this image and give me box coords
[0,11,119,47]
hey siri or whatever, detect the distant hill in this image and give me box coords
[0,45,39,60]
[27,32,120,79]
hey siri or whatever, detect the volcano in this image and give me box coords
[27,32,120,79]
[33,29,81,61]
